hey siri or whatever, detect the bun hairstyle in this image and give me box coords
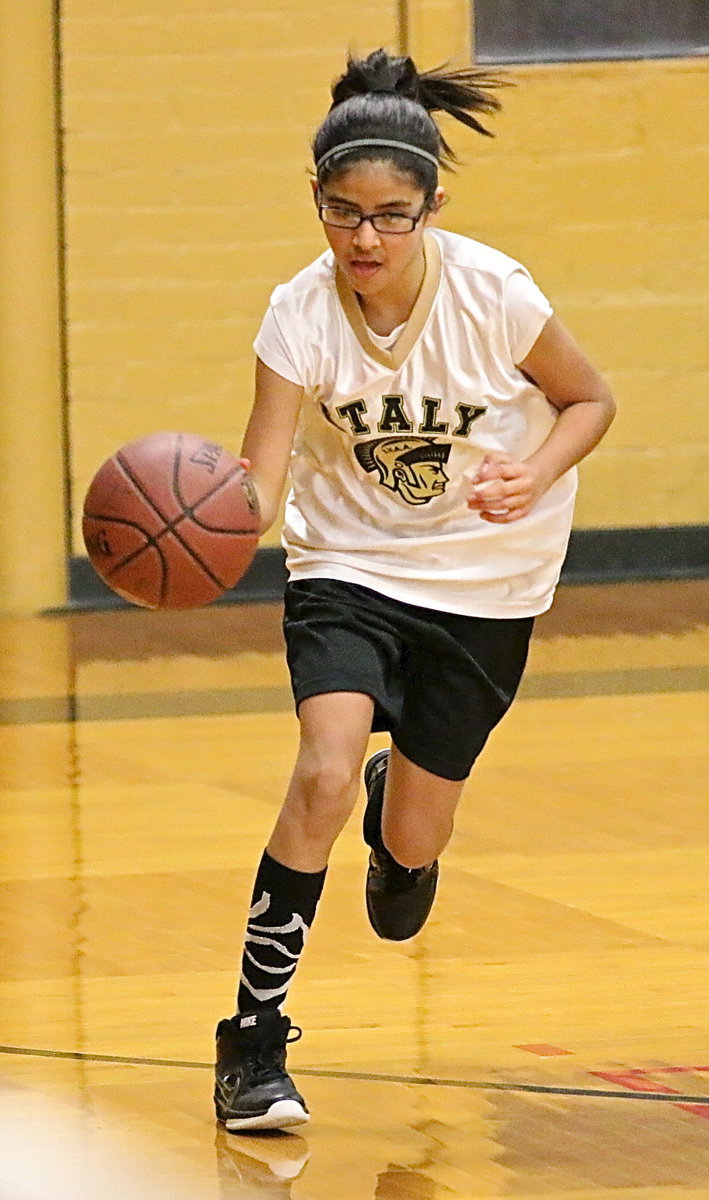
[313,48,506,194]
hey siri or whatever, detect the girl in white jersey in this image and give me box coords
[214,48,615,1133]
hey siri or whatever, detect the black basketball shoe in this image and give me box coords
[363,749,439,941]
[214,1010,309,1132]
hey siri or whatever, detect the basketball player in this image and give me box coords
[214,48,615,1131]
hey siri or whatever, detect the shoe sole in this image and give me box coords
[221,1098,310,1133]
[363,748,389,796]
[363,749,389,851]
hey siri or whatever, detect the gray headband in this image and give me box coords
[315,138,439,174]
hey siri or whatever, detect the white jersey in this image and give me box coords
[253,228,577,618]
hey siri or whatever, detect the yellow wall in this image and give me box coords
[449,56,709,528]
[60,2,708,550]
[0,1,67,610]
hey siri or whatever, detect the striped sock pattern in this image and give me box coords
[237,850,326,1013]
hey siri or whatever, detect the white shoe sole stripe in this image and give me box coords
[223,1098,309,1132]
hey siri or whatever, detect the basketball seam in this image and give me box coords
[172,436,259,536]
[184,516,257,536]
[87,486,253,542]
[115,453,226,590]
[114,445,241,591]
[84,511,170,605]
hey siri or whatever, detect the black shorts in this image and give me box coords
[283,578,534,781]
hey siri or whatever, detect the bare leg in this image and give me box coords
[381,745,466,869]
[268,690,375,872]
[216,691,377,1133]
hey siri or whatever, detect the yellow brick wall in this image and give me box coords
[448,57,709,528]
[61,3,708,549]
[61,0,399,550]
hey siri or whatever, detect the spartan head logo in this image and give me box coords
[354,437,451,505]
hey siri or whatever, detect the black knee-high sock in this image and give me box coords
[236,850,327,1015]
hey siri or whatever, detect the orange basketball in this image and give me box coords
[82,432,260,609]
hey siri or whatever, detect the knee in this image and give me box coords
[289,754,360,840]
[382,809,453,869]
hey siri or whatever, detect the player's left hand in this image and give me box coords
[466,453,549,523]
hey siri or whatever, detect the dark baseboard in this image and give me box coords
[64,545,289,612]
[61,526,707,613]
[559,525,708,585]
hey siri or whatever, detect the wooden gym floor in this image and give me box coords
[1,579,708,1199]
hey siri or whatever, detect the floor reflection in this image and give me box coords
[215,1129,311,1198]
[1,582,708,1199]
[374,1168,436,1200]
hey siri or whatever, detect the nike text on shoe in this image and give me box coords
[362,749,439,941]
[214,1009,309,1132]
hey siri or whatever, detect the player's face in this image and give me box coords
[314,161,443,305]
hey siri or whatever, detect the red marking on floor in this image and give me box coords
[631,1065,709,1075]
[591,1069,709,1120]
[515,1044,573,1057]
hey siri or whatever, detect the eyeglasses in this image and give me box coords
[318,201,429,235]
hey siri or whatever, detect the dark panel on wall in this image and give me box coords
[60,528,709,611]
[474,0,709,62]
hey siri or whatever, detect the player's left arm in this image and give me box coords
[468,315,616,523]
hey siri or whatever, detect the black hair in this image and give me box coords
[313,48,506,195]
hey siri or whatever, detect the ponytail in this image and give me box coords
[417,64,507,156]
[329,49,506,160]
[313,49,507,190]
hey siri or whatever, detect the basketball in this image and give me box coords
[82,432,260,609]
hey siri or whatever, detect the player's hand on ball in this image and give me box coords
[467,452,548,523]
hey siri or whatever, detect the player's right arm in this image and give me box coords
[240,357,304,533]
